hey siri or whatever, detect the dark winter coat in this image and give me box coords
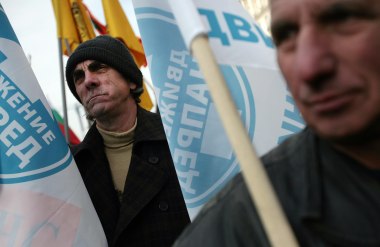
[71,107,190,247]
[174,128,380,247]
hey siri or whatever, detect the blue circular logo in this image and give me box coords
[0,61,72,184]
[137,7,255,208]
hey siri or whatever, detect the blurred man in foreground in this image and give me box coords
[174,0,380,246]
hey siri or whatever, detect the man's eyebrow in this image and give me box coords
[87,61,108,71]
[72,61,108,78]
[72,63,88,74]
[73,67,84,73]
[317,1,377,22]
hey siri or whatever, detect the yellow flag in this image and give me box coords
[70,0,96,42]
[52,0,80,54]
[102,0,147,68]
[52,0,96,55]
[139,80,154,111]
[102,0,153,110]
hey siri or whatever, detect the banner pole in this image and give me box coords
[53,0,69,143]
[191,35,298,247]
[169,1,299,246]
[57,38,70,143]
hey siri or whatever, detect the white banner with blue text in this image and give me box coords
[0,5,107,246]
[132,0,305,219]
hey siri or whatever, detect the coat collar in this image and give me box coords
[134,106,167,142]
[72,106,167,156]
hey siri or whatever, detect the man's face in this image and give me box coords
[73,60,136,120]
[270,0,380,142]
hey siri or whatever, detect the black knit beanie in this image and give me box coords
[65,35,143,103]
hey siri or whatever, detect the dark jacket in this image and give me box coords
[174,128,380,247]
[71,107,190,247]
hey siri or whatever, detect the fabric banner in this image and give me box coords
[0,5,107,246]
[132,0,305,218]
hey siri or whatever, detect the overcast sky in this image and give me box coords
[1,0,142,139]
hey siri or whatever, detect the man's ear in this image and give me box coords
[129,82,137,90]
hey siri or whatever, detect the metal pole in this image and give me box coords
[57,38,70,143]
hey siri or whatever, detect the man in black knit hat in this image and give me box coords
[65,35,190,247]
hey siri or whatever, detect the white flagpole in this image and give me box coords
[168,1,299,246]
